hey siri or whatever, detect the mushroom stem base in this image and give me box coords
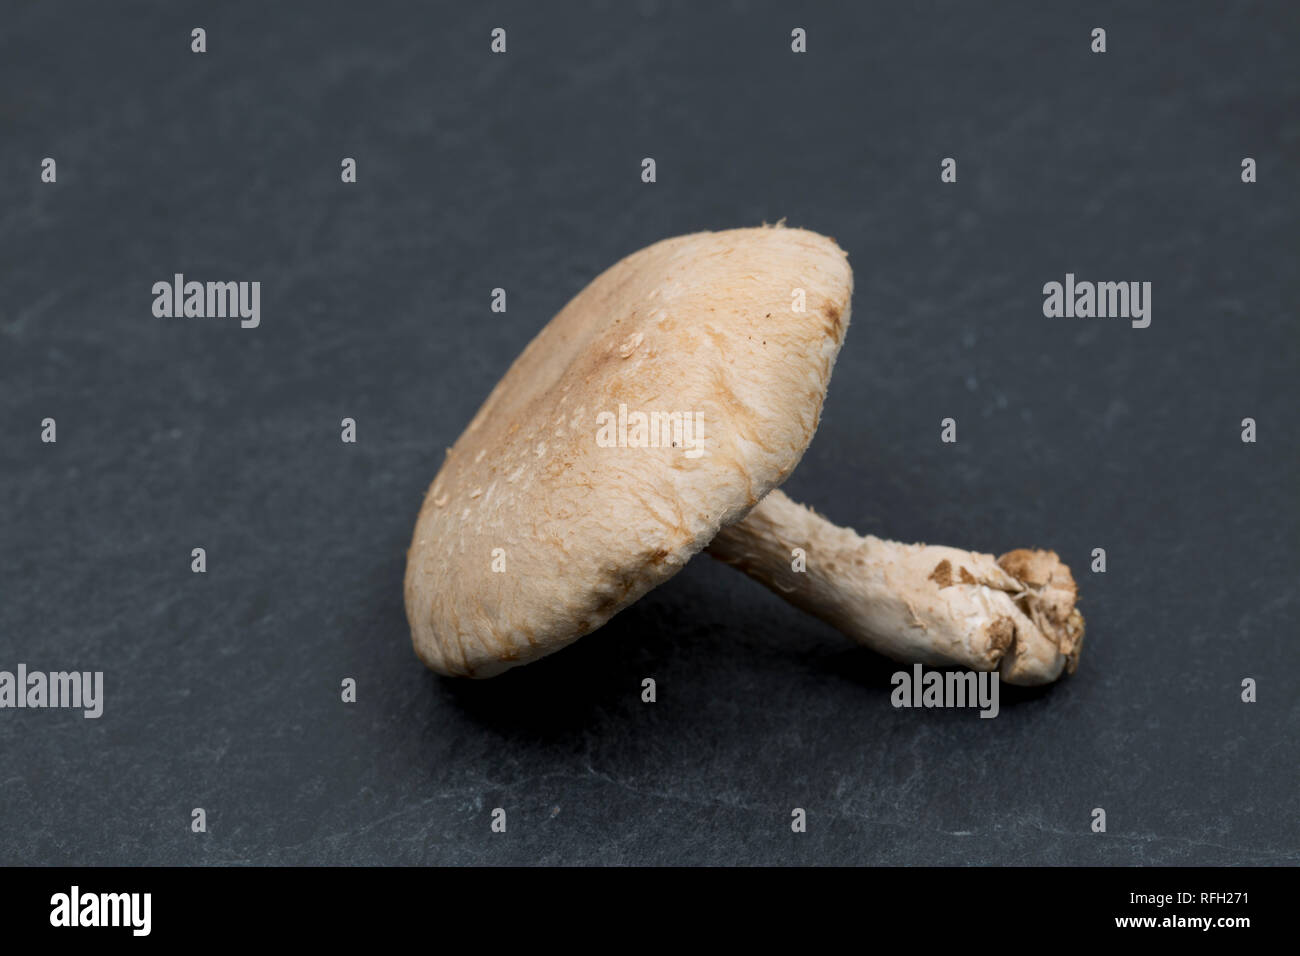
[706,490,1084,686]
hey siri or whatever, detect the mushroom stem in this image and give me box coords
[706,490,1084,686]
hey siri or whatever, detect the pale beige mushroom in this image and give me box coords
[404,225,1083,686]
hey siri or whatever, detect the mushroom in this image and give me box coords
[404,225,1084,686]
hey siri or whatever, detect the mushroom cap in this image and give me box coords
[404,225,854,676]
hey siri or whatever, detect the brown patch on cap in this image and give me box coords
[822,302,844,338]
[928,559,953,588]
[958,566,977,585]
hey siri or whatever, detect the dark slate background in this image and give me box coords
[1,1,1296,866]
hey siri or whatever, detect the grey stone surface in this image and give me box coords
[0,0,1296,865]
